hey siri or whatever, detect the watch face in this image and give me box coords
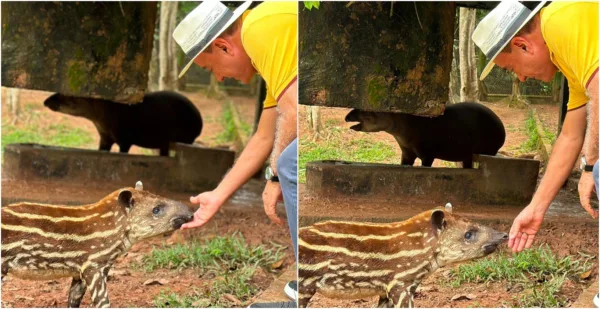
[265,166,273,180]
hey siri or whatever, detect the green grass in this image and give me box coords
[299,133,398,183]
[148,233,283,308]
[1,120,94,158]
[212,103,252,145]
[141,232,285,273]
[154,267,257,308]
[446,245,594,307]
[521,111,540,153]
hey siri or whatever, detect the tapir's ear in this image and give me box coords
[431,209,446,236]
[135,181,143,191]
[118,189,134,209]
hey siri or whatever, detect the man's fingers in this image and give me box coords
[516,232,528,253]
[181,219,205,230]
[508,222,520,249]
[264,200,283,226]
[524,233,536,249]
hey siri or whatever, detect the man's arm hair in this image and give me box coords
[270,79,298,170]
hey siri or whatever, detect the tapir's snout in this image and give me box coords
[345,109,360,122]
[171,214,193,229]
[345,109,365,131]
[482,231,508,255]
[44,97,60,111]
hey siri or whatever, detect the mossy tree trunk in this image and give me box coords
[458,7,478,102]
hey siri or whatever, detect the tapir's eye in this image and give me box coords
[464,231,473,240]
[152,206,161,215]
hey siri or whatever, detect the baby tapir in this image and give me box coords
[345,102,506,168]
[298,204,507,308]
[44,91,203,156]
[1,181,194,308]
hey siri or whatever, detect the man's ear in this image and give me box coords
[213,38,233,56]
[511,36,532,54]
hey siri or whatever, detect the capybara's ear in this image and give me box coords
[431,209,446,237]
[118,189,134,210]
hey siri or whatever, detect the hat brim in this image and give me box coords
[479,1,547,81]
[178,1,253,79]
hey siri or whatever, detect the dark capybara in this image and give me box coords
[345,102,506,168]
[44,91,202,156]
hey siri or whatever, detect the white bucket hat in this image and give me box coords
[472,0,547,80]
[172,0,252,79]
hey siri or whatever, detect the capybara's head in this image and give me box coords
[431,209,507,267]
[44,93,85,116]
[345,109,394,132]
[120,182,194,242]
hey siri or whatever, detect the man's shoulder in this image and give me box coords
[243,2,297,31]
[542,1,597,23]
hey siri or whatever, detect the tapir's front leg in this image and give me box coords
[388,284,411,308]
[68,277,87,308]
[82,267,110,308]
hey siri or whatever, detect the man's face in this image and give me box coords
[493,38,557,83]
[193,39,256,84]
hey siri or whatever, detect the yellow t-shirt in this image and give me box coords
[241,2,298,109]
[541,2,599,110]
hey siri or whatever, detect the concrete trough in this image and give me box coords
[2,143,235,193]
[306,155,540,206]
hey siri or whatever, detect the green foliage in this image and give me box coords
[154,267,257,308]
[304,1,320,10]
[521,111,540,152]
[447,245,594,308]
[141,232,285,272]
[2,118,94,158]
[299,133,397,183]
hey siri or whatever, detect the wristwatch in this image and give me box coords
[580,156,595,172]
[265,166,279,182]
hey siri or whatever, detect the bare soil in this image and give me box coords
[299,101,598,308]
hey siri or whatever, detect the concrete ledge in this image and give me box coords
[306,155,540,206]
[2,143,235,193]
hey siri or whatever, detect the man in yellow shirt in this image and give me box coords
[472,0,598,253]
[173,1,298,307]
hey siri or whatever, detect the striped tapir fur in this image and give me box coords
[1,182,194,308]
[298,204,508,308]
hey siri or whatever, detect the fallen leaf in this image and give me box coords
[143,279,169,286]
[580,270,592,279]
[191,299,211,307]
[108,269,131,278]
[451,294,476,301]
[15,296,34,301]
[270,259,284,270]
[223,294,242,305]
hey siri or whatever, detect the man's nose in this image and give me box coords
[517,74,527,82]
[214,74,224,82]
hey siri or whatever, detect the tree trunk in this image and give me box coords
[147,19,159,92]
[206,74,226,99]
[552,72,563,103]
[158,1,178,91]
[9,87,20,124]
[476,49,488,102]
[458,7,478,102]
[306,105,324,141]
[505,74,529,108]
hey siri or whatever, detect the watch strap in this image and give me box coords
[584,164,595,172]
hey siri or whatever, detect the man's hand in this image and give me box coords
[181,191,225,230]
[508,204,546,253]
[262,180,284,226]
[578,171,598,218]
